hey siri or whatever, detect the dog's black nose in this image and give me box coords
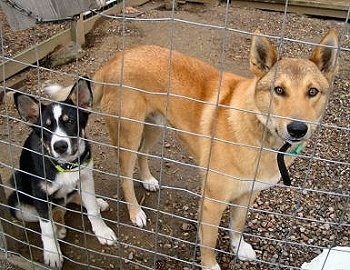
[287,121,308,139]
[53,141,68,154]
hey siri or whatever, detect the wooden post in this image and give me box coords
[70,14,85,46]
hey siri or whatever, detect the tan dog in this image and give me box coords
[47,29,338,269]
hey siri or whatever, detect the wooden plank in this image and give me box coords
[232,0,349,19]
[290,0,348,10]
[244,0,348,10]
[0,0,150,83]
[0,28,72,82]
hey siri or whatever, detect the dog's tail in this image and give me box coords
[43,83,72,101]
[44,76,105,107]
[0,90,15,105]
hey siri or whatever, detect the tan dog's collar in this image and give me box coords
[277,143,303,186]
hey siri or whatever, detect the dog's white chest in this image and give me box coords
[56,170,81,190]
[248,175,280,192]
[42,162,93,196]
[238,168,282,194]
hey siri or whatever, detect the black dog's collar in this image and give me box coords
[49,150,92,173]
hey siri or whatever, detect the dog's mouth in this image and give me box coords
[276,130,306,144]
[53,148,80,163]
[275,122,310,144]
[285,137,305,144]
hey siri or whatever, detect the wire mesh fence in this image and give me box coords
[0,1,349,269]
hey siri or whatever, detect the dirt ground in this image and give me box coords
[0,1,349,269]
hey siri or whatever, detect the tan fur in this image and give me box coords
[50,29,338,269]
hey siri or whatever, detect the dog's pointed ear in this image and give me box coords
[250,30,278,78]
[68,77,93,110]
[14,93,40,124]
[309,29,339,82]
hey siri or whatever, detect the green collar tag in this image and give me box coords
[54,163,66,173]
[290,144,303,155]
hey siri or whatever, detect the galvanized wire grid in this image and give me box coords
[0,0,349,269]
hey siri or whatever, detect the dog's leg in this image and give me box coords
[106,114,148,228]
[138,120,162,191]
[199,195,227,270]
[80,169,117,246]
[39,218,63,269]
[67,191,110,212]
[229,191,259,261]
[52,208,67,239]
[96,197,110,212]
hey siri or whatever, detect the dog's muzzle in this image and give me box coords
[287,121,308,141]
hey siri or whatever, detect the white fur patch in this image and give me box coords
[43,84,62,96]
[40,160,92,196]
[96,198,109,212]
[56,226,67,240]
[50,105,73,158]
[43,83,72,101]
[230,235,257,261]
[133,209,147,228]
[202,264,221,270]
[89,218,117,246]
[142,177,159,191]
[40,219,63,268]
[15,204,39,222]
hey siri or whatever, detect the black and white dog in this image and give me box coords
[8,78,117,269]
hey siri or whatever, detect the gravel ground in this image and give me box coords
[0,1,349,269]
[0,259,21,270]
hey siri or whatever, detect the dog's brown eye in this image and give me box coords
[274,86,285,96]
[308,87,319,97]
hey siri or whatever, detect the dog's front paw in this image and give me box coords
[142,177,159,191]
[231,238,257,261]
[94,224,117,246]
[130,207,147,228]
[202,263,221,270]
[96,198,110,212]
[44,248,63,269]
[56,225,67,239]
